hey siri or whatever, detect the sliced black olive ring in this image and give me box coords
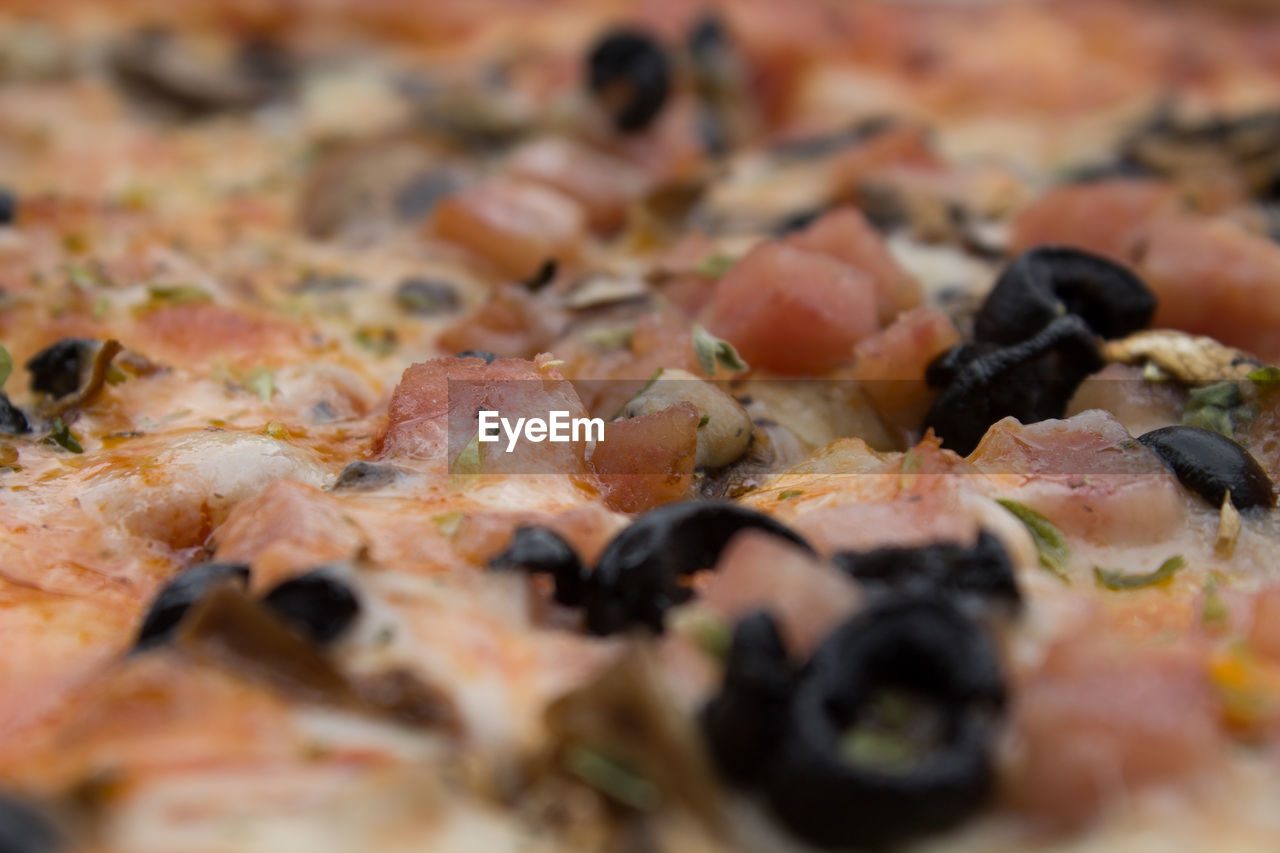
[923,314,1104,456]
[765,597,1003,850]
[587,29,672,134]
[974,246,1156,345]
[489,501,814,636]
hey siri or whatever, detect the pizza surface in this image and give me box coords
[3,0,1280,850]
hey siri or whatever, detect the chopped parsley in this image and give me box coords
[692,324,748,377]
[996,498,1070,580]
[694,252,735,278]
[0,344,11,388]
[47,418,83,453]
[1094,555,1186,591]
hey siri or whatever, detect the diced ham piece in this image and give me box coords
[1005,636,1223,829]
[431,178,586,280]
[1135,214,1280,363]
[589,403,699,513]
[701,529,860,659]
[787,206,922,325]
[705,242,878,374]
[1008,179,1177,264]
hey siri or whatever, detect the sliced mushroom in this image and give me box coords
[620,368,752,468]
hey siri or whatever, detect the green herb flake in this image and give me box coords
[692,324,748,377]
[0,344,11,388]
[354,326,397,357]
[451,433,483,477]
[562,745,660,811]
[1247,365,1280,384]
[694,253,735,278]
[997,498,1070,580]
[147,284,212,306]
[1188,381,1244,410]
[241,366,275,404]
[697,414,710,429]
[430,510,466,538]
[1182,405,1235,439]
[671,607,732,660]
[47,419,83,454]
[777,489,804,500]
[1202,586,1230,630]
[1094,555,1186,591]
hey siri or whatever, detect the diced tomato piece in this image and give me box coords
[376,355,590,476]
[589,403,699,513]
[705,242,878,374]
[507,137,649,233]
[1008,179,1176,263]
[431,178,586,280]
[1006,636,1222,829]
[850,306,960,435]
[438,283,567,360]
[702,529,859,658]
[1136,214,1280,363]
[970,411,1188,545]
[786,206,921,325]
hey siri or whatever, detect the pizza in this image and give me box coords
[2,0,1280,850]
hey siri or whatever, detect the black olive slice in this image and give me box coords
[765,596,1005,850]
[974,246,1156,345]
[1138,425,1275,510]
[0,188,16,227]
[331,461,401,492]
[395,278,461,316]
[0,392,29,435]
[455,350,498,364]
[25,338,98,398]
[587,29,671,133]
[833,531,1020,610]
[585,501,813,635]
[700,611,794,786]
[923,314,1104,457]
[0,793,64,853]
[262,569,361,645]
[134,562,251,651]
[489,525,587,607]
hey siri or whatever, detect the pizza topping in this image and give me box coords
[1121,107,1280,199]
[586,501,813,635]
[924,314,1104,456]
[546,646,724,828]
[0,187,16,226]
[1137,425,1275,509]
[110,28,294,119]
[618,368,752,468]
[1216,493,1243,558]
[1101,328,1262,384]
[1094,554,1187,591]
[330,461,401,492]
[762,596,1005,851]
[831,530,1021,611]
[134,562,251,652]
[261,569,362,645]
[701,611,793,786]
[994,499,1070,580]
[394,277,460,316]
[0,793,63,853]
[489,525,588,607]
[586,29,672,134]
[705,241,879,374]
[25,337,99,399]
[973,247,1156,345]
